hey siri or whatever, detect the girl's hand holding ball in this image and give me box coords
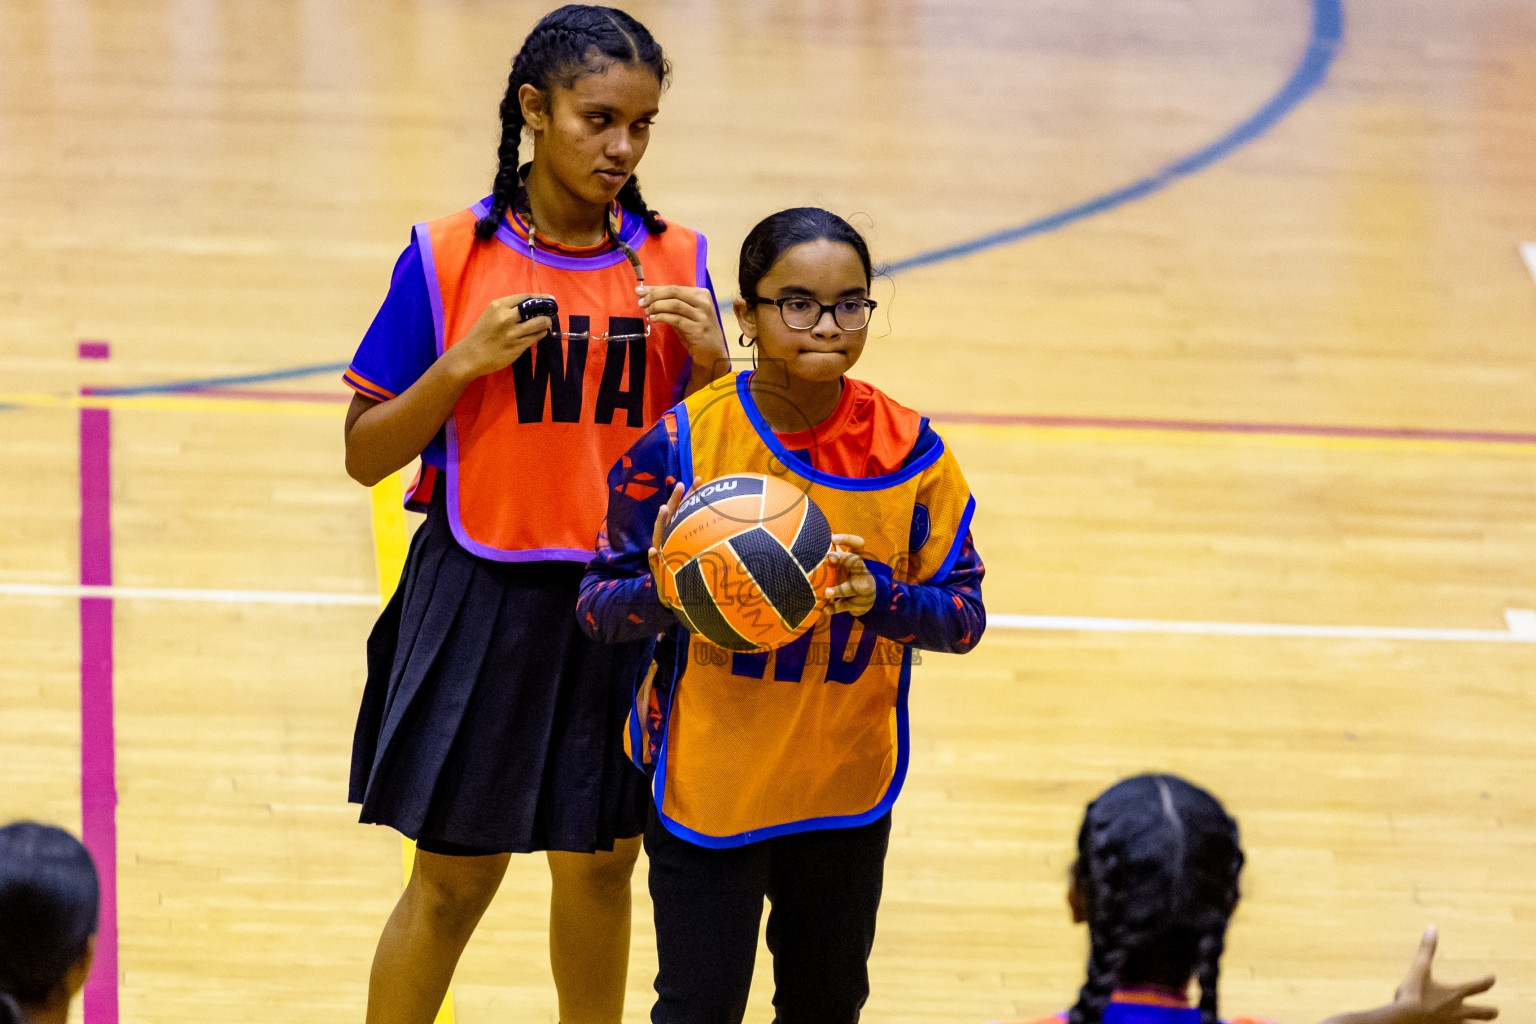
[823,534,877,618]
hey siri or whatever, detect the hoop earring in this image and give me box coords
[737,334,755,348]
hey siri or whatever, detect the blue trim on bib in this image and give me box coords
[626,704,646,773]
[924,493,976,585]
[675,403,695,490]
[735,373,942,490]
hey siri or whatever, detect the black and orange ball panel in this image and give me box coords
[659,474,835,651]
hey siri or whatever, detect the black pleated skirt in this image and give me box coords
[348,492,651,854]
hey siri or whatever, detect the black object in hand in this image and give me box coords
[516,296,558,323]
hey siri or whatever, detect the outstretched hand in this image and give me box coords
[1390,927,1497,1024]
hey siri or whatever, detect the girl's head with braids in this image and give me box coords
[1066,775,1245,1024]
[0,823,100,1024]
[475,5,671,243]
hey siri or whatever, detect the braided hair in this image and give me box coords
[1067,775,1244,1024]
[0,823,101,1020]
[474,5,671,242]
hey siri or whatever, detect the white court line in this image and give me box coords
[989,613,1536,643]
[0,582,378,606]
[2,582,1534,644]
[1521,242,1536,284]
[1505,608,1536,638]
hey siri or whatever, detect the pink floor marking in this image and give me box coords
[79,342,119,1024]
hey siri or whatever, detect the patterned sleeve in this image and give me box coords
[343,235,440,402]
[856,531,985,653]
[854,423,985,653]
[578,412,686,643]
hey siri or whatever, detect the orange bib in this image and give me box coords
[649,372,974,846]
[418,203,708,560]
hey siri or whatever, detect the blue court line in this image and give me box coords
[77,0,1342,399]
[885,0,1342,273]
[84,361,349,397]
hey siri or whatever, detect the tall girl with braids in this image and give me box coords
[0,822,100,1024]
[998,774,1498,1024]
[342,7,726,1023]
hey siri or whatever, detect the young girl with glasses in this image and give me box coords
[580,206,986,1022]
[997,774,1497,1024]
[341,7,727,1023]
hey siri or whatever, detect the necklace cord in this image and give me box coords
[523,205,650,340]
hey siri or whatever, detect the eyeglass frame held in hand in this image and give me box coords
[521,208,653,345]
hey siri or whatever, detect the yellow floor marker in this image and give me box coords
[370,468,455,1024]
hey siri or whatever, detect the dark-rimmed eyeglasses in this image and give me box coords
[747,295,877,331]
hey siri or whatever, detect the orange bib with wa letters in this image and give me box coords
[418,202,708,560]
[648,372,975,847]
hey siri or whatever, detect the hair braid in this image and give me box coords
[475,78,528,240]
[617,174,667,234]
[1069,934,1129,1024]
[1068,834,1136,1024]
[1195,929,1225,1024]
[1193,831,1242,1024]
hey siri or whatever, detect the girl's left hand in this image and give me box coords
[823,534,877,617]
[638,285,727,367]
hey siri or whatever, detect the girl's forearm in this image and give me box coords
[344,351,473,486]
[1319,1005,1422,1024]
[684,346,729,396]
[857,575,985,654]
[577,570,673,643]
[855,536,986,653]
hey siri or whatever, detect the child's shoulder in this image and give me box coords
[647,212,701,238]
[421,202,482,232]
[842,375,926,436]
[843,375,920,417]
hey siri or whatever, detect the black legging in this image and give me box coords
[644,811,892,1024]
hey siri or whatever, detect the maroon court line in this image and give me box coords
[924,411,1536,445]
[78,341,119,1024]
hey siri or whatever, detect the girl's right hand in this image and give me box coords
[448,294,555,381]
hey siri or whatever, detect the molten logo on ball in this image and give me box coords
[658,473,837,652]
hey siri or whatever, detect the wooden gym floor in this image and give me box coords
[1,1,1533,1021]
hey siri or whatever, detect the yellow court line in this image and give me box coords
[369,469,455,1024]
